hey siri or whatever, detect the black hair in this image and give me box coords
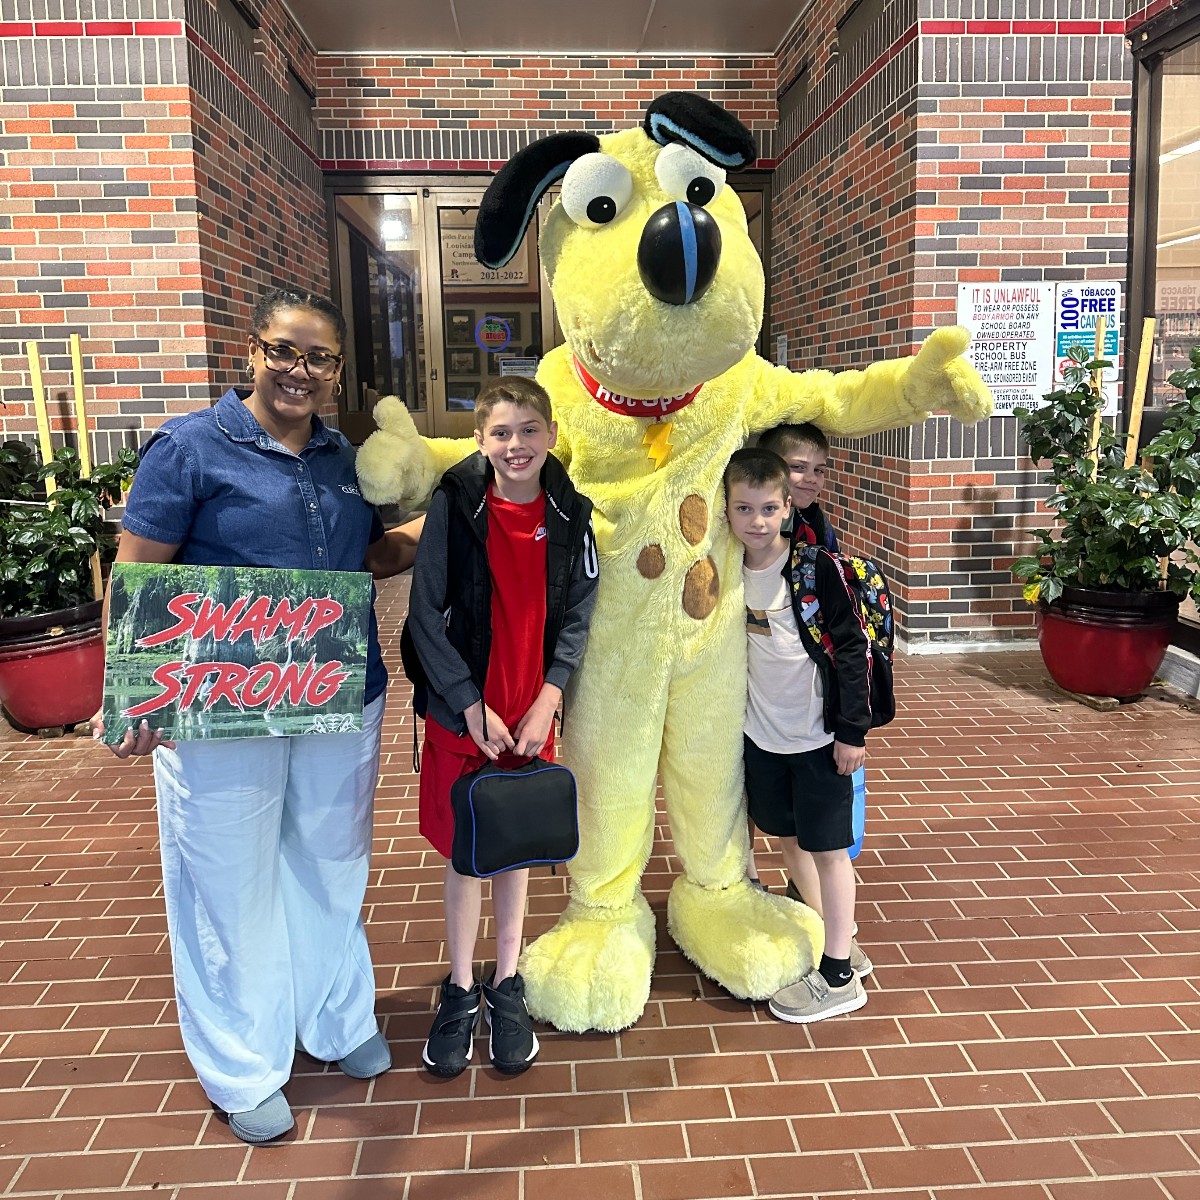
[758,422,830,458]
[251,288,347,349]
[724,447,790,500]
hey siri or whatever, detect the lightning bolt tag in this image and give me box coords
[642,421,674,470]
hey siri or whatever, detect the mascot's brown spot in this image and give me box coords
[679,494,708,546]
[637,544,666,579]
[682,556,720,620]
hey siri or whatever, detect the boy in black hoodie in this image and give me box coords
[725,447,871,1025]
[406,377,598,1077]
[750,424,871,980]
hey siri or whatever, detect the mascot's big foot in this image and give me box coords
[667,876,825,1000]
[519,894,657,1033]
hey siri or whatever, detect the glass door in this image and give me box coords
[331,179,764,442]
[333,192,428,444]
[332,185,547,443]
[425,190,544,439]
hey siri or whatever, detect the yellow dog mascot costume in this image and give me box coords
[358,93,991,1032]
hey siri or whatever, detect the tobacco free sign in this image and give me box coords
[1054,282,1121,416]
[101,563,371,743]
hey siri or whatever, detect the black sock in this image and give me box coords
[819,953,853,989]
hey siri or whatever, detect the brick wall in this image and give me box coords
[184,0,330,408]
[3,1,1158,645]
[0,3,200,464]
[314,55,778,168]
[902,1,1133,643]
[0,0,333,457]
[764,2,1140,646]
[769,2,927,636]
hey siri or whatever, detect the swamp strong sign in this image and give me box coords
[101,563,371,743]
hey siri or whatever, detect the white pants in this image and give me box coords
[153,693,386,1113]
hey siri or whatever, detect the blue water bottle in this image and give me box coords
[849,766,866,860]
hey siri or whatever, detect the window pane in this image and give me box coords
[438,205,541,418]
[334,194,426,421]
[1153,36,1200,406]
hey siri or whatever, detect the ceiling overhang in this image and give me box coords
[282,0,810,56]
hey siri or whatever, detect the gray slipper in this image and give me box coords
[338,1028,392,1080]
[228,1089,293,1144]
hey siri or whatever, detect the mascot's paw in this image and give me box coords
[907,325,994,426]
[519,895,656,1032]
[667,875,824,1000]
[354,396,438,508]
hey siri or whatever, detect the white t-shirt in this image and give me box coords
[743,547,832,755]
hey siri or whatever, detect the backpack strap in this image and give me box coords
[790,542,836,663]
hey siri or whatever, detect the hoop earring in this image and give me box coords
[332,381,343,398]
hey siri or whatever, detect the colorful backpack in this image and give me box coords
[790,541,896,728]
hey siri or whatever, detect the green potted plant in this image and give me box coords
[1011,343,1200,698]
[0,441,137,733]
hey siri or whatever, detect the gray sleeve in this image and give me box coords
[407,490,482,717]
[545,518,599,692]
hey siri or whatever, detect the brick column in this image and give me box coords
[769,0,1135,648]
[901,1,1132,644]
[0,5,201,462]
[0,0,329,456]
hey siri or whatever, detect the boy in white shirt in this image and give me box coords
[725,447,871,1024]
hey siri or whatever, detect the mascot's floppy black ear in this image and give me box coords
[475,131,601,269]
[643,92,757,169]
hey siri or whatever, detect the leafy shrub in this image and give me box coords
[1010,344,1200,605]
[0,442,138,619]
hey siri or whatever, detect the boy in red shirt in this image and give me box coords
[406,378,598,1077]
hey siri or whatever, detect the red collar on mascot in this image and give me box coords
[574,357,702,418]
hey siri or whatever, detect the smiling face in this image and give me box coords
[539,127,765,399]
[245,306,343,445]
[474,400,558,502]
[780,442,829,512]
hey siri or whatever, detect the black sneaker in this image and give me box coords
[422,975,481,1078]
[482,972,539,1075]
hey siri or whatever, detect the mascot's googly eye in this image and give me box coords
[654,142,726,207]
[561,153,634,228]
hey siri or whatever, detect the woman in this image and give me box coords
[95,289,419,1144]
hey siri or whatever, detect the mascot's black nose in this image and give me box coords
[637,201,722,306]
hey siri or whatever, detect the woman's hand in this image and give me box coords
[464,701,514,761]
[92,712,176,757]
[513,685,562,758]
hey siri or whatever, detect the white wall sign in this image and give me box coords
[956,283,1055,415]
[498,356,539,378]
[1054,282,1121,417]
[440,225,529,287]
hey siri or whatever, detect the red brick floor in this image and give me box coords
[2,575,1199,1198]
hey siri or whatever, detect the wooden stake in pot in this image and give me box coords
[1124,316,1156,468]
[1087,316,1107,480]
[25,340,57,499]
[69,334,104,601]
[25,338,105,602]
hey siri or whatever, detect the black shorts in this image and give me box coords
[744,735,854,853]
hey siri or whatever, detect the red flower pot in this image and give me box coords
[1038,587,1179,700]
[0,601,105,733]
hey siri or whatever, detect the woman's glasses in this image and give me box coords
[251,337,343,381]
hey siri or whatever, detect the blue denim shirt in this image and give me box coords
[122,388,387,702]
